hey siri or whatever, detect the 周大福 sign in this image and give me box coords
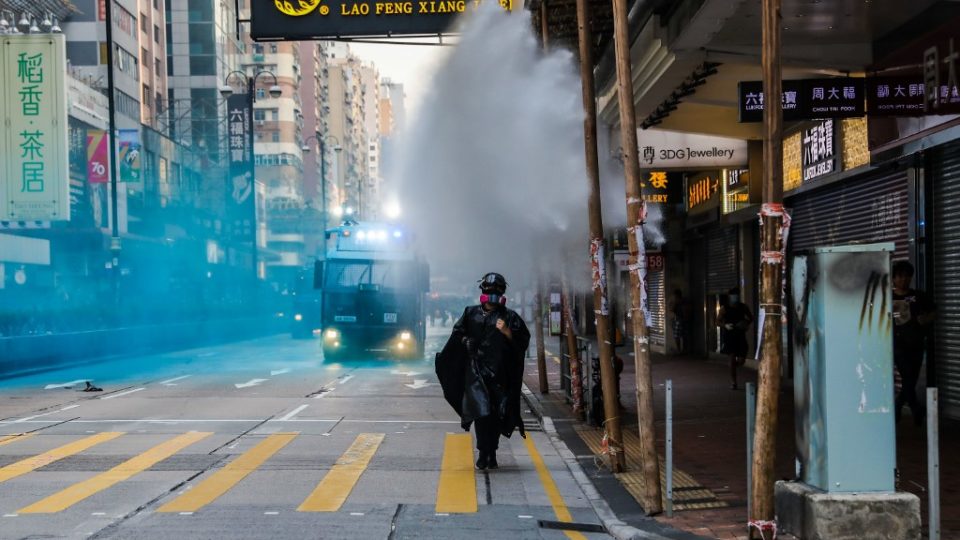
[0,34,70,221]
[251,0,511,40]
[738,78,865,123]
[636,128,748,169]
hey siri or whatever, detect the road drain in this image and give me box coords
[537,519,606,533]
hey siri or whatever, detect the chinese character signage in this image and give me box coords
[86,130,109,183]
[0,34,70,221]
[738,78,864,122]
[118,129,141,183]
[227,93,255,242]
[686,171,720,214]
[251,0,511,41]
[801,119,837,182]
[866,76,960,115]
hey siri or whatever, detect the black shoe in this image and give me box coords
[476,453,488,470]
[487,454,498,469]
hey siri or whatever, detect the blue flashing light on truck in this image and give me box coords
[313,221,429,359]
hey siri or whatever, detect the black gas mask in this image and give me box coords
[478,272,507,306]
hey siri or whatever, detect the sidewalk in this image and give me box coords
[522,342,959,539]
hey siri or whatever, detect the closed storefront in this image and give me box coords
[788,166,911,259]
[929,141,960,418]
[706,226,739,293]
[647,253,666,349]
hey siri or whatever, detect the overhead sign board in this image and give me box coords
[738,78,865,123]
[801,119,838,182]
[1,34,70,221]
[637,128,748,169]
[251,0,511,40]
[226,93,256,243]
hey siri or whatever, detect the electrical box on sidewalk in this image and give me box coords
[790,243,896,493]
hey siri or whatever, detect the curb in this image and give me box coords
[522,384,673,540]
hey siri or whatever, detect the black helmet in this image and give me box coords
[478,272,507,294]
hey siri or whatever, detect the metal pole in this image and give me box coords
[535,280,549,393]
[576,0,624,473]
[610,0,662,511]
[928,388,940,540]
[320,137,327,233]
[746,381,756,523]
[751,0,785,531]
[666,379,673,517]
[103,0,121,315]
[248,76,258,280]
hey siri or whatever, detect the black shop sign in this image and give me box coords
[738,78,865,123]
[801,119,838,182]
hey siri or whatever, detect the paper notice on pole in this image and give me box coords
[755,308,766,361]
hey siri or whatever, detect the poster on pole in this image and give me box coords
[226,93,255,242]
[87,129,109,183]
[0,34,70,221]
[118,129,142,182]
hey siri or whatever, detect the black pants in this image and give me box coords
[895,349,924,418]
[474,416,501,454]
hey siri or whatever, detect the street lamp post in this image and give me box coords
[218,70,281,281]
[302,133,341,233]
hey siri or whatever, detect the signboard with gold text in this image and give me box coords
[251,0,511,40]
[1,34,70,221]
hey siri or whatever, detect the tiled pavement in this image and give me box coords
[522,341,958,539]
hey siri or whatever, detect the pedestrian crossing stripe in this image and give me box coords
[0,432,124,484]
[17,432,212,514]
[435,433,477,513]
[298,433,384,512]
[0,433,35,447]
[158,433,299,513]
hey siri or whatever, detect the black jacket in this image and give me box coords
[435,304,530,436]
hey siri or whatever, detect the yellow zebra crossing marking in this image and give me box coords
[524,435,587,540]
[435,433,477,513]
[0,432,123,484]
[0,433,35,447]
[18,432,211,514]
[158,432,298,513]
[298,433,384,512]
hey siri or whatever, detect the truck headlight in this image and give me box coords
[400,331,412,341]
[325,329,339,340]
[294,313,303,321]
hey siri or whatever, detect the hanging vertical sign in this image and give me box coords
[87,129,109,183]
[801,119,838,182]
[227,93,255,242]
[1,34,70,221]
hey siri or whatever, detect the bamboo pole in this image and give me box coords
[562,277,583,417]
[575,0,624,472]
[535,280,549,394]
[610,0,662,513]
[750,0,785,535]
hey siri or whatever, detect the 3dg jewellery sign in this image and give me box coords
[252,0,511,40]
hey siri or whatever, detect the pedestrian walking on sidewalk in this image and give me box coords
[718,287,753,390]
[435,272,531,470]
[892,260,936,425]
[670,288,691,355]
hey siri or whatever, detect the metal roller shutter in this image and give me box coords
[706,227,738,294]
[788,168,910,259]
[931,142,960,417]
[648,268,665,346]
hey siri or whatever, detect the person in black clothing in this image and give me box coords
[718,287,753,390]
[436,272,531,470]
[892,261,936,425]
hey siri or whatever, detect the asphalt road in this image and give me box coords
[0,325,610,540]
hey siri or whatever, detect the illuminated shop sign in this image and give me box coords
[251,0,511,40]
[738,78,865,123]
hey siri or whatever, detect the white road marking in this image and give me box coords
[92,512,106,516]
[350,512,365,516]
[234,379,268,389]
[270,368,291,376]
[264,511,279,515]
[3,514,17,518]
[313,387,335,399]
[44,380,87,390]
[404,379,434,389]
[277,404,309,422]
[160,375,191,386]
[435,513,449,517]
[12,404,80,423]
[390,370,420,376]
[179,512,193,516]
[100,387,146,400]
[518,515,533,519]
[338,375,354,384]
